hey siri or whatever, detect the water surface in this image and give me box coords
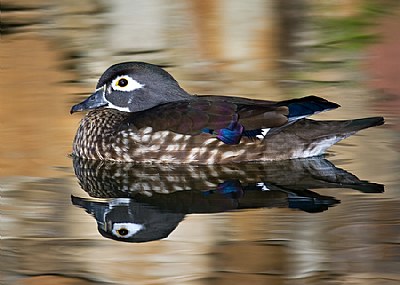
[1,1,399,284]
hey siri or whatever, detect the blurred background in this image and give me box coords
[1,0,400,284]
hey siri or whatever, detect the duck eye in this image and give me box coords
[117,78,128,87]
[111,75,144,92]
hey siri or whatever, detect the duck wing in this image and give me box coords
[124,95,339,144]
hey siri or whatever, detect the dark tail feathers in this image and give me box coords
[278,96,340,120]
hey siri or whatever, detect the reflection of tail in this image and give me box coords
[346,182,384,193]
[245,183,341,213]
[287,190,340,213]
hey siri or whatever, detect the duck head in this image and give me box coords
[70,62,191,114]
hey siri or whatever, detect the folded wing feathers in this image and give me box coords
[128,96,342,144]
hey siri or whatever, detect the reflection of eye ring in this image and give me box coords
[112,222,145,238]
[117,78,128,87]
[117,228,129,236]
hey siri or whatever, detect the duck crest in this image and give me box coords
[71,62,384,164]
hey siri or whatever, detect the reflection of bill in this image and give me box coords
[71,156,383,243]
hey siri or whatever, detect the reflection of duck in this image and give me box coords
[70,62,384,163]
[71,157,383,242]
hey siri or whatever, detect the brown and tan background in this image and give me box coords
[1,1,399,285]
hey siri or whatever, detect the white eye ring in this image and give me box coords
[112,222,145,238]
[111,75,144,92]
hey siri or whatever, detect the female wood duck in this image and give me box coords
[70,61,384,164]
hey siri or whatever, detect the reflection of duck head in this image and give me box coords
[71,197,184,242]
[71,156,383,242]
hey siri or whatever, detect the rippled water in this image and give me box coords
[1,1,400,285]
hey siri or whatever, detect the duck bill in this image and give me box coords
[70,86,108,114]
